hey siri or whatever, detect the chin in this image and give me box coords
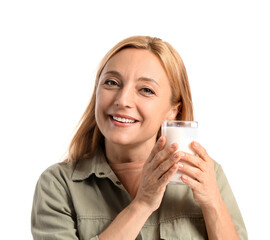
[106,133,156,148]
[109,137,135,147]
[104,132,129,143]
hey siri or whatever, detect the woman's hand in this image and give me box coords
[99,136,180,240]
[178,142,222,209]
[178,142,241,239]
[134,136,181,212]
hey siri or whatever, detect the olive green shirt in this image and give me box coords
[31,151,247,239]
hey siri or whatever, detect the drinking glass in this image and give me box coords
[161,120,198,184]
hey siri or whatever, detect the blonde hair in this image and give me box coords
[67,36,193,163]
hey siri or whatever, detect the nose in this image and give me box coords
[114,85,135,108]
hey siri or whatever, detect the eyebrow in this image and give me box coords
[104,70,160,86]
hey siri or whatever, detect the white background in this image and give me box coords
[0,0,269,239]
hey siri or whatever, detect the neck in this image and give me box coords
[105,138,156,164]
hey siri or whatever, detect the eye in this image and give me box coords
[103,79,119,86]
[140,87,155,95]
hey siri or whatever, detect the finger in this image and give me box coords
[191,142,211,162]
[148,136,166,163]
[158,163,179,185]
[152,142,178,169]
[154,151,181,179]
[178,162,204,183]
[181,174,200,190]
[179,152,205,171]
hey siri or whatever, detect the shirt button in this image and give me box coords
[116,181,121,185]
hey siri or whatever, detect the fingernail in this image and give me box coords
[179,152,185,157]
[178,163,184,168]
[158,137,165,145]
[193,142,198,147]
[182,175,188,180]
[173,152,179,158]
[171,143,177,149]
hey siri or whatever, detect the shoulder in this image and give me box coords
[213,160,222,173]
[212,160,233,194]
[36,161,76,191]
[41,161,75,178]
[45,160,75,173]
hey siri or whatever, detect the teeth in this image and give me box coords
[113,116,135,123]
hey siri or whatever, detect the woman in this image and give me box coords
[31,36,247,239]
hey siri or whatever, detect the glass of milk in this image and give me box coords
[161,120,198,184]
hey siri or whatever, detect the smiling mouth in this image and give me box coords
[108,114,139,124]
[111,116,136,123]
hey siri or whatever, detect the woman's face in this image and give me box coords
[95,48,178,148]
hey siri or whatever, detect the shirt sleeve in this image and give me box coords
[31,168,80,240]
[215,162,248,240]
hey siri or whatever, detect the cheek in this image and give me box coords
[95,91,106,120]
[141,99,171,124]
[95,90,115,125]
[96,90,109,110]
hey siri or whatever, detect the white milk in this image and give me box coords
[161,122,198,184]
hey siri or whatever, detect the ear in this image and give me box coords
[165,102,182,120]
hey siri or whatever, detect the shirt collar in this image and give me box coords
[71,150,112,181]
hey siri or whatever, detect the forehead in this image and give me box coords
[101,48,168,81]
